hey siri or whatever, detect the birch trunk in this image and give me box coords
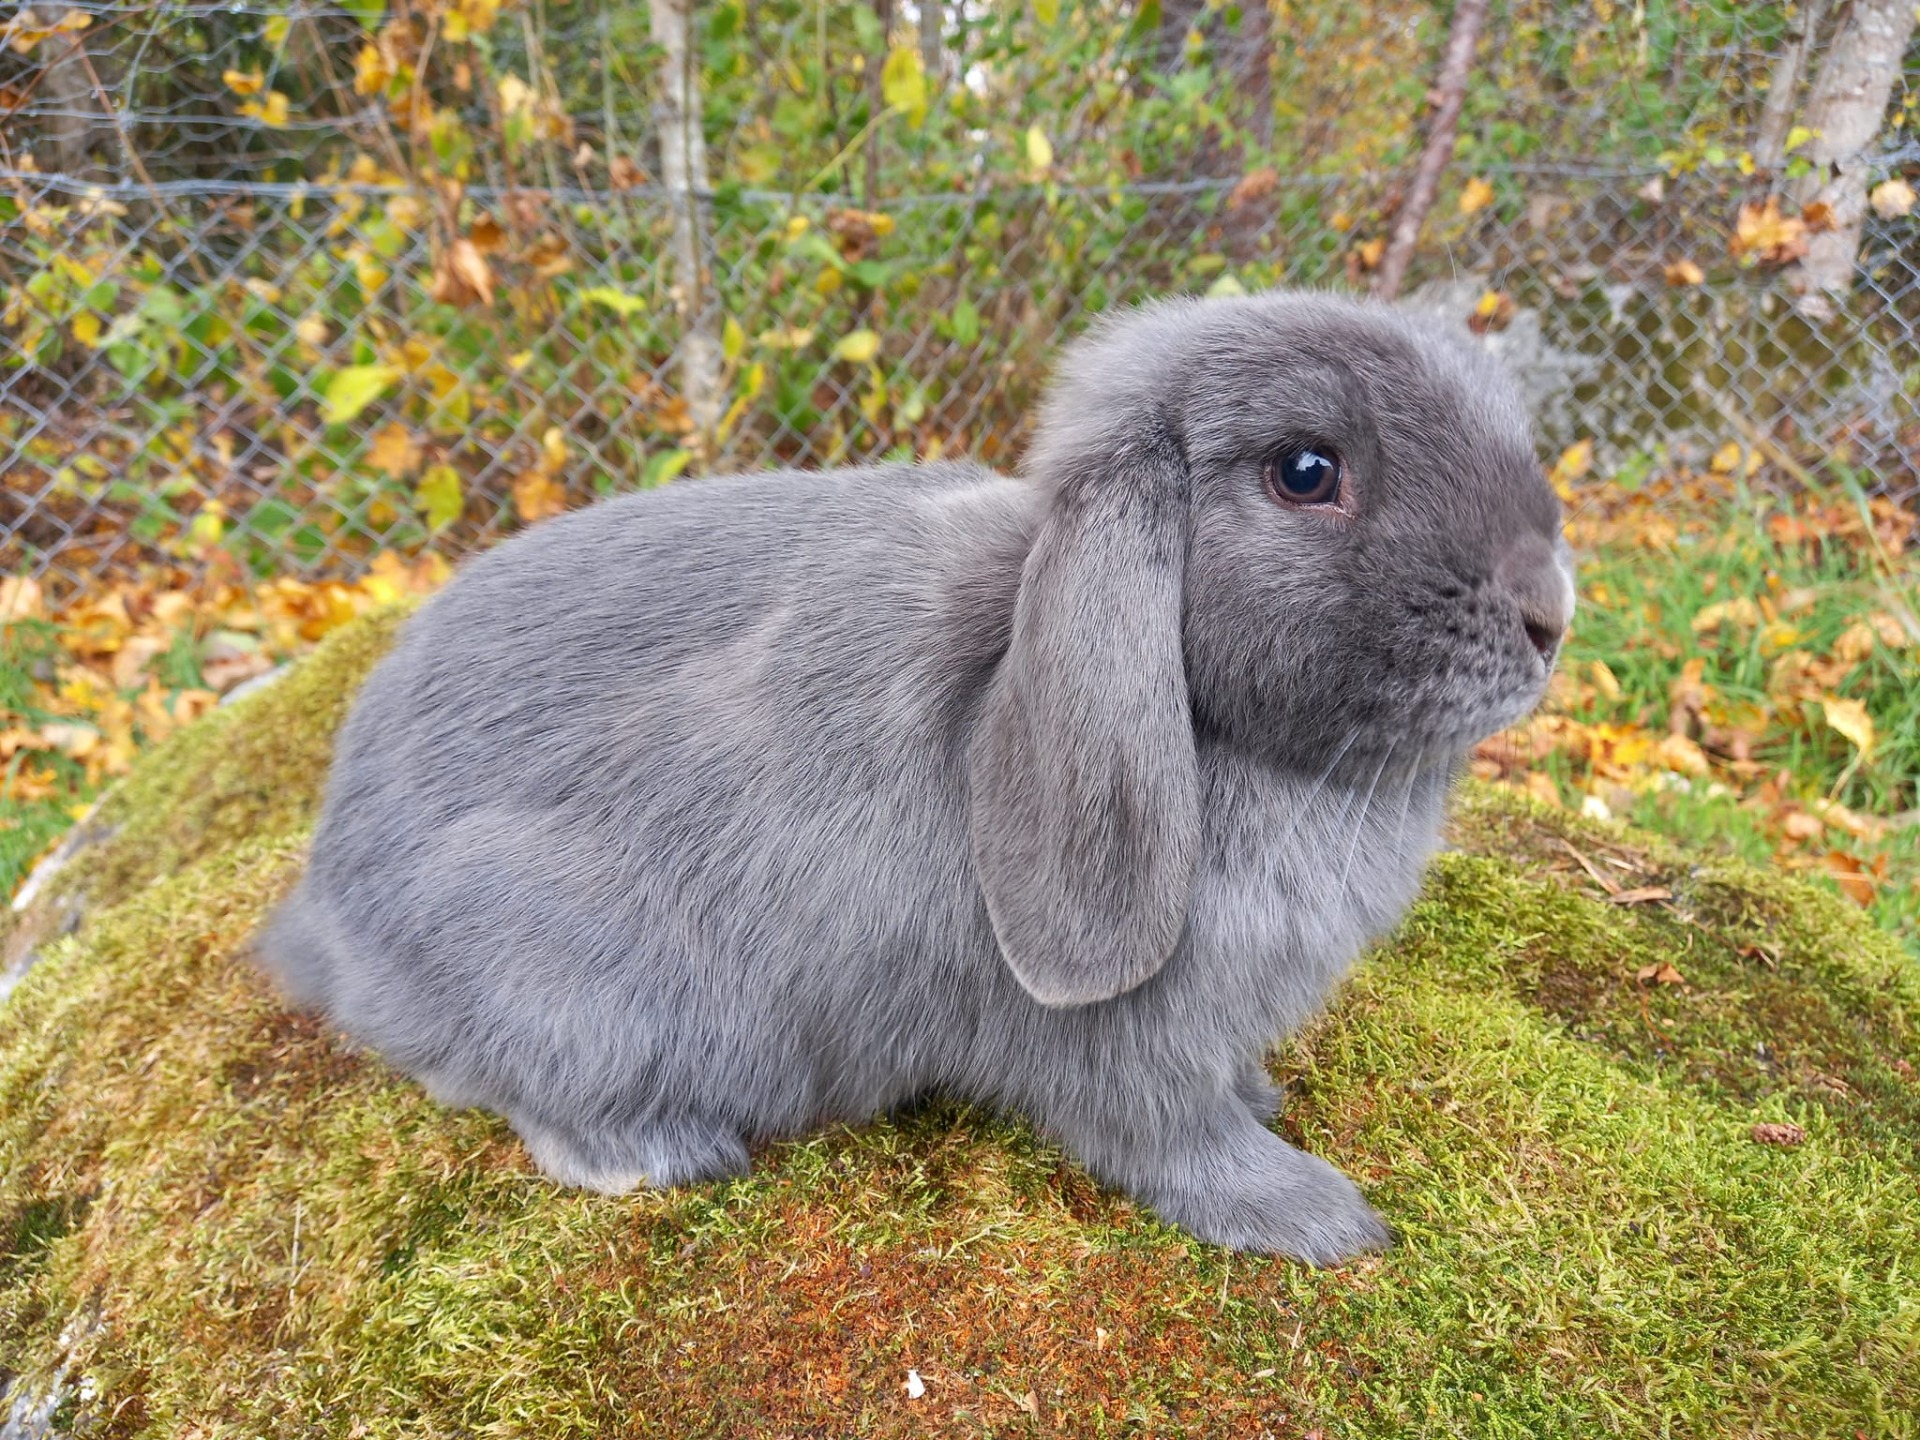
[1752,0,1829,171]
[1373,0,1491,301]
[1790,0,1919,306]
[649,0,722,453]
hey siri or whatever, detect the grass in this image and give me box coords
[0,608,1916,1437]
[1502,466,1920,957]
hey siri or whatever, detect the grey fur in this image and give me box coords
[258,290,1571,1263]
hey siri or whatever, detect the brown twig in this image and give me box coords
[1373,0,1490,301]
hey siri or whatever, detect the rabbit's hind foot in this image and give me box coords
[515,1113,750,1194]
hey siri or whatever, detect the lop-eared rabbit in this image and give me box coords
[260,291,1573,1263]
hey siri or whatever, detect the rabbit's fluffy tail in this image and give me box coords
[253,884,345,1011]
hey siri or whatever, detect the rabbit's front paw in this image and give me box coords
[1141,1126,1390,1265]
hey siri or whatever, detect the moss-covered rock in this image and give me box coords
[1,611,1915,1437]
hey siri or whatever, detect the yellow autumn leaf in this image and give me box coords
[322,364,402,425]
[1025,124,1054,174]
[881,46,927,124]
[239,91,291,127]
[1820,696,1874,758]
[415,464,465,532]
[1708,441,1744,474]
[757,325,814,350]
[1589,659,1622,701]
[832,329,881,364]
[497,74,535,119]
[222,68,266,96]
[1547,439,1592,496]
[1457,176,1495,216]
[1691,597,1762,635]
[353,42,391,96]
[70,311,103,347]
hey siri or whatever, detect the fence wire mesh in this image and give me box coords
[4,0,1918,593]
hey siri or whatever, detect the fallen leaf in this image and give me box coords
[366,423,422,479]
[1227,167,1279,210]
[1821,849,1878,905]
[1548,439,1593,496]
[322,364,401,425]
[1663,258,1705,286]
[1781,811,1826,842]
[1457,176,1495,215]
[1653,733,1708,776]
[832,329,881,364]
[1870,177,1916,220]
[1820,695,1874,758]
[1750,1122,1806,1147]
[511,471,568,525]
[1730,196,1809,266]
[1691,597,1761,635]
[1635,960,1684,984]
[1614,887,1675,908]
[0,575,44,623]
[431,237,495,307]
[415,464,465,532]
[1800,199,1837,232]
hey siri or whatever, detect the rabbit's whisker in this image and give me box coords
[1334,742,1397,896]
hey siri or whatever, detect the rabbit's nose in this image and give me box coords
[1499,534,1574,659]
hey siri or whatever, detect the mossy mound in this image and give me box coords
[1,611,1915,1437]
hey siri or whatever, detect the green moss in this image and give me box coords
[1,609,1915,1437]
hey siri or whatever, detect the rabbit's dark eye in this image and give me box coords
[1265,449,1344,507]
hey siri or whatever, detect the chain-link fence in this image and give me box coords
[4,0,1918,594]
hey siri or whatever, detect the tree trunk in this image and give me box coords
[1156,0,1209,72]
[35,32,107,181]
[1373,0,1491,301]
[1790,0,1919,305]
[919,0,941,86]
[1752,0,1829,171]
[649,0,723,458]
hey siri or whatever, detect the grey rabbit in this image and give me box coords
[259,290,1572,1264]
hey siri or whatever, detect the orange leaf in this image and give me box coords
[366,422,423,480]
[511,472,569,525]
[1730,197,1809,266]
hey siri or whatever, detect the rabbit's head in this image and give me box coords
[970,291,1571,1006]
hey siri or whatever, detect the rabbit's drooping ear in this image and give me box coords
[968,422,1201,1007]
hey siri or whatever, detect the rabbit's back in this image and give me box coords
[266,461,1038,1132]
